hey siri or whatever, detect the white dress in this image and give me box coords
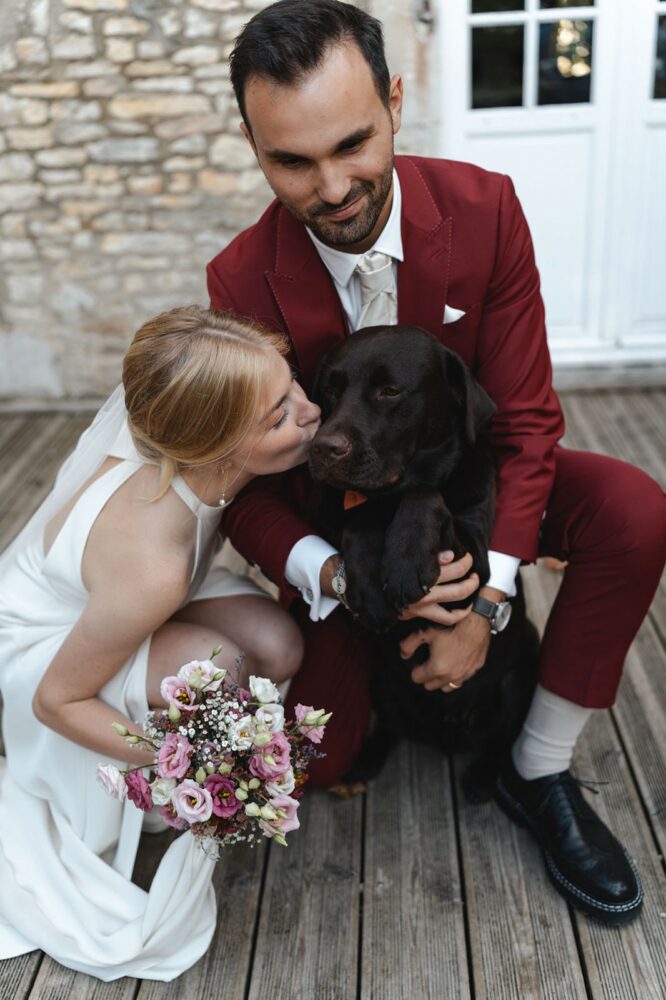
[0,424,269,981]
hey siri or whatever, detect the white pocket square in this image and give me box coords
[443,305,466,324]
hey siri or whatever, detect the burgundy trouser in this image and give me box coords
[286,448,666,786]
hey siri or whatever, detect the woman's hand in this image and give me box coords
[398,551,478,626]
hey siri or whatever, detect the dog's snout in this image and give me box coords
[311,432,351,463]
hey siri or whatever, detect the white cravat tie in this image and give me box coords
[355,250,397,329]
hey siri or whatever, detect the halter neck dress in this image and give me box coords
[0,421,269,981]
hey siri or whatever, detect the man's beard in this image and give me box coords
[289,160,394,249]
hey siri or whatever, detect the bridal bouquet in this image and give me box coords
[96,653,331,855]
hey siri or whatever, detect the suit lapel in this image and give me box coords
[395,157,452,336]
[266,208,349,392]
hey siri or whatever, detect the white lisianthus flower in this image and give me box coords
[249,675,281,704]
[149,776,177,806]
[96,763,127,801]
[177,658,225,691]
[228,714,255,750]
[265,766,296,797]
[255,703,285,732]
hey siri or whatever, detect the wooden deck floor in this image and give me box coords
[0,387,664,1000]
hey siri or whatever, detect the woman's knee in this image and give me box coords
[247,605,304,682]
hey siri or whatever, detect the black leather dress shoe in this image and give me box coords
[496,758,643,925]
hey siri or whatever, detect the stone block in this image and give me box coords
[137,41,165,59]
[124,59,177,77]
[1,213,27,237]
[19,99,49,126]
[154,114,224,139]
[54,121,107,144]
[132,77,194,93]
[11,82,80,98]
[109,94,211,118]
[43,180,123,201]
[126,174,162,194]
[52,35,97,60]
[84,163,120,182]
[0,45,17,73]
[173,45,220,66]
[83,76,123,97]
[158,11,181,37]
[6,273,45,303]
[40,168,82,184]
[191,0,238,9]
[89,137,158,161]
[168,172,193,193]
[0,153,36,182]
[15,37,49,64]
[65,59,118,78]
[169,134,207,154]
[0,94,20,127]
[106,38,135,62]
[209,134,255,170]
[184,9,218,38]
[0,333,62,399]
[50,99,102,122]
[35,147,87,167]
[6,127,54,151]
[63,0,128,10]
[163,155,206,172]
[198,168,237,194]
[103,16,149,35]
[59,11,94,33]
[61,200,114,216]
[0,238,37,259]
[101,231,190,254]
[30,0,50,35]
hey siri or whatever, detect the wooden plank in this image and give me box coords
[570,710,666,1000]
[28,959,137,999]
[0,414,29,452]
[0,951,43,1000]
[137,838,267,1000]
[361,742,470,1000]
[247,789,363,1000]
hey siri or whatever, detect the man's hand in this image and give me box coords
[400,585,507,692]
[398,551,478,626]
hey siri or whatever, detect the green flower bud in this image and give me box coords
[213,669,226,681]
[248,777,261,790]
[195,767,207,784]
[244,802,261,817]
[205,762,216,773]
[126,735,140,744]
[253,731,272,748]
[168,704,181,723]
[111,722,129,737]
[235,788,248,801]
[218,762,232,775]
[273,833,288,847]
[210,645,223,658]
[260,805,277,821]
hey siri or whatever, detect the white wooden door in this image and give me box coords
[437,0,666,365]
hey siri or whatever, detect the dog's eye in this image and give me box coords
[376,386,402,399]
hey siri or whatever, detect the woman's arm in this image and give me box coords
[33,495,191,764]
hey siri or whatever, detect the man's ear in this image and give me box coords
[388,74,403,136]
[439,345,496,445]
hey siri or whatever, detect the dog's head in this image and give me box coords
[308,325,496,492]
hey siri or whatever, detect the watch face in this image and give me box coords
[494,602,512,632]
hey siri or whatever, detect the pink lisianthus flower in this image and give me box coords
[157,733,193,779]
[204,774,242,818]
[258,794,300,841]
[96,763,127,801]
[124,769,153,812]
[294,703,326,744]
[177,658,224,692]
[171,779,213,824]
[248,731,292,780]
[160,675,198,712]
[159,802,188,830]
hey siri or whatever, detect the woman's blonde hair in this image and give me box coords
[122,305,289,496]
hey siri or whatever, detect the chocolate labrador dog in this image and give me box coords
[308,325,539,800]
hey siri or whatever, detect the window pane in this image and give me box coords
[472,25,524,108]
[540,1,594,9]
[472,1,524,11]
[655,15,666,99]
[538,19,593,105]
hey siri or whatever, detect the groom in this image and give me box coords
[206,0,666,923]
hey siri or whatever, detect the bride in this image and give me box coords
[0,305,321,981]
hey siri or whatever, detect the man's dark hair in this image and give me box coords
[230,0,391,129]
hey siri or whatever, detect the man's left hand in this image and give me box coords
[399,586,506,692]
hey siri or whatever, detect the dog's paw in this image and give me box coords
[347,577,398,633]
[383,553,440,612]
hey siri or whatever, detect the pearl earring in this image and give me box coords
[218,462,227,507]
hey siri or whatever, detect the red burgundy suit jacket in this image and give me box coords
[206,155,565,603]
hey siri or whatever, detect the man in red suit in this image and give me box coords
[207,0,665,924]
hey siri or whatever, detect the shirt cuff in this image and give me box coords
[486,550,520,598]
[284,534,340,622]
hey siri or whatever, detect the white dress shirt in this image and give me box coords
[284,171,519,619]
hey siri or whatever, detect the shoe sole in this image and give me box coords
[495,776,644,927]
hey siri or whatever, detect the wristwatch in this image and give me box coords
[332,559,351,610]
[472,595,512,634]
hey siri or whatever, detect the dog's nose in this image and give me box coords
[311,432,351,463]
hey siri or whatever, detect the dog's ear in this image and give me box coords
[439,345,496,445]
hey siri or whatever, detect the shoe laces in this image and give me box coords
[536,772,608,823]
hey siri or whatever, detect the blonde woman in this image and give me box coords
[0,306,321,981]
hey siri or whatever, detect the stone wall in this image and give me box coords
[0,0,438,401]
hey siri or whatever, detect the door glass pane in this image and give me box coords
[540,1,594,8]
[472,1,524,11]
[655,15,666,99]
[472,25,524,108]
[538,18,593,104]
